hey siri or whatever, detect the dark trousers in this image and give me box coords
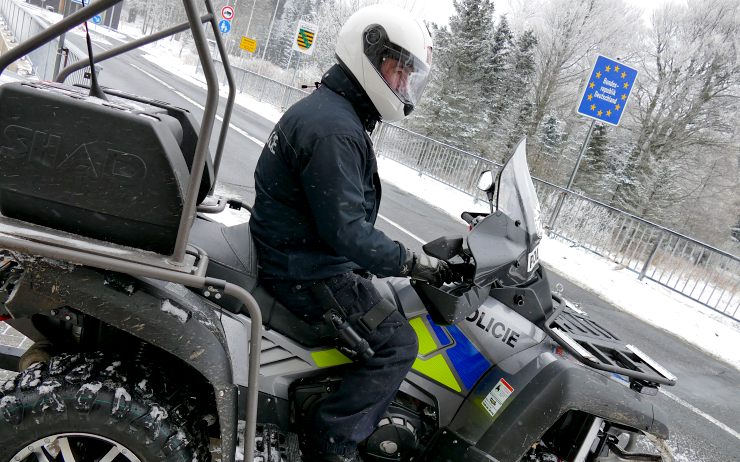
[263,272,418,457]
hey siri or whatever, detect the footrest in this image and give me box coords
[253,423,302,462]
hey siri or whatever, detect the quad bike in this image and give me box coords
[0,1,677,461]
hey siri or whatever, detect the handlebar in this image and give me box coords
[461,211,488,226]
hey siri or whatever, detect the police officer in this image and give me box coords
[250,5,447,461]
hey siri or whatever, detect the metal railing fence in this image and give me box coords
[0,0,95,86]
[371,123,740,321]
[213,61,310,111]
[370,122,499,199]
[1,0,56,79]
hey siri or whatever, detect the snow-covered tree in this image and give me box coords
[610,0,739,247]
[573,123,614,197]
[488,25,537,161]
[522,0,642,140]
[410,0,509,156]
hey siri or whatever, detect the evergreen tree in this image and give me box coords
[574,123,609,195]
[486,15,514,130]
[409,0,496,155]
[407,25,464,142]
[532,113,567,178]
[488,26,537,160]
[541,115,561,154]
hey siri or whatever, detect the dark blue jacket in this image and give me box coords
[249,64,407,281]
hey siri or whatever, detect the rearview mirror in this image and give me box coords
[477,171,494,191]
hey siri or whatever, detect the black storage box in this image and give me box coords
[0,81,212,254]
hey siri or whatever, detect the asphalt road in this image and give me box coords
[1,31,738,461]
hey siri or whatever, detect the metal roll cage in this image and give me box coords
[0,1,259,461]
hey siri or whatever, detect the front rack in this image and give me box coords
[545,295,677,388]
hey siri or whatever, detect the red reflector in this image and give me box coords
[0,315,11,322]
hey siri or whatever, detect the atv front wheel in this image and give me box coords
[8,433,144,461]
[0,353,211,462]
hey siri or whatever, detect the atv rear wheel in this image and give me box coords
[0,352,211,462]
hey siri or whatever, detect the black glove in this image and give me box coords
[401,248,454,286]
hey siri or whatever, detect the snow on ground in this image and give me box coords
[13,1,119,45]
[0,73,19,84]
[138,38,284,123]
[540,238,740,370]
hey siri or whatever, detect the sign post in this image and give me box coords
[548,55,638,230]
[52,0,75,78]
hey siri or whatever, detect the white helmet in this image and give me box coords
[336,5,433,122]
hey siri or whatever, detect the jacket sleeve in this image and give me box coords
[299,134,407,277]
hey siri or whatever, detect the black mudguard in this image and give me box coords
[423,428,501,461]
[4,258,239,458]
[459,357,669,462]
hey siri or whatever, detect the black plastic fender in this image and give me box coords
[4,258,238,458]
[422,428,501,461]
[456,354,669,462]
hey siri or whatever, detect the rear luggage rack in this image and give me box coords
[545,296,677,388]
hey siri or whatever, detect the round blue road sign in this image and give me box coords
[218,19,231,34]
[91,15,102,24]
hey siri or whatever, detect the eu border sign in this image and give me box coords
[577,55,638,126]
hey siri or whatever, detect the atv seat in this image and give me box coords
[189,217,336,348]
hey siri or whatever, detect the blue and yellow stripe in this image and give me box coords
[311,315,491,395]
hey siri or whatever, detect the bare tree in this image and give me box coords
[611,0,739,248]
[523,0,642,140]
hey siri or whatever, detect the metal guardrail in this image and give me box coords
[371,123,740,322]
[213,60,311,111]
[0,0,96,86]
[0,0,56,79]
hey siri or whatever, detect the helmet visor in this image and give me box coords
[365,37,431,110]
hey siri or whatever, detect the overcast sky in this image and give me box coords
[404,0,682,27]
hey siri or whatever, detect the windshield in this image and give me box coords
[467,138,543,286]
[496,139,544,245]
